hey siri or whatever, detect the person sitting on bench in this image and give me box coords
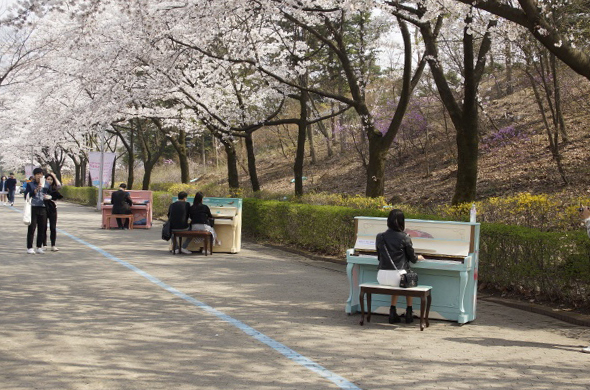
[376,209,424,324]
[168,191,191,254]
[182,191,220,252]
[110,183,133,229]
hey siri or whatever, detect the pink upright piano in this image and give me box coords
[101,190,153,229]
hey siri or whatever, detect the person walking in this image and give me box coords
[6,173,17,206]
[42,172,63,251]
[579,206,590,353]
[0,176,8,205]
[110,183,133,229]
[376,209,424,324]
[167,191,191,254]
[23,168,50,254]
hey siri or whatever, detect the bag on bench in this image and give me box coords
[382,243,418,288]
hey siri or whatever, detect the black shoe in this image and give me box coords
[389,306,401,324]
[405,306,414,323]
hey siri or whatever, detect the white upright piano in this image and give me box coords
[346,216,480,324]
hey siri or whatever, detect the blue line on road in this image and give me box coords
[11,205,361,390]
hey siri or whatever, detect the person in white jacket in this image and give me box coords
[578,206,590,353]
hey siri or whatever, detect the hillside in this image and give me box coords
[220,70,590,207]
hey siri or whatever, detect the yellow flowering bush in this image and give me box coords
[438,193,584,232]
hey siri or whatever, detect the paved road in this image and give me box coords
[0,199,589,389]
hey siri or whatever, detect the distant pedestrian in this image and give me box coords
[578,205,590,353]
[167,191,191,254]
[5,173,17,206]
[110,183,133,229]
[42,173,63,251]
[23,168,50,254]
[0,176,8,205]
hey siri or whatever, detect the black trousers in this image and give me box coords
[27,207,47,249]
[44,209,58,247]
[7,189,15,203]
[116,210,132,229]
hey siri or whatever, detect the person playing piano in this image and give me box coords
[578,206,590,353]
[110,183,133,229]
[181,191,219,252]
[376,209,424,324]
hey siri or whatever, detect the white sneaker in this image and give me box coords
[51,246,59,252]
[27,248,35,254]
[582,346,590,353]
[36,247,45,254]
[180,248,192,254]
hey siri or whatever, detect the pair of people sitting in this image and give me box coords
[167,191,219,254]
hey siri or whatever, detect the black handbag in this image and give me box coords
[399,269,419,288]
[162,220,172,241]
[382,243,419,288]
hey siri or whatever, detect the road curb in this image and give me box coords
[479,296,590,327]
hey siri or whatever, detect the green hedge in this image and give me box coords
[242,198,441,255]
[60,186,98,205]
[480,223,590,305]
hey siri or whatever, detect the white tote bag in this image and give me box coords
[23,194,32,226]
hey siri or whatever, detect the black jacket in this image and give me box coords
[111,189,132,214]
[189,203,213,225]
[167,200,190,230]
[44,188,64,215]
[376,229,418,271]
[5,178,17,191]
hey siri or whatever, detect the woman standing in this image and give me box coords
[0,176,8,205]
[376,209,423,324]
[182,191,219,253]
[24,168,50,254]
[43,173,63,251]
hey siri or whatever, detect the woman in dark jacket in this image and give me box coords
[376,209,423,324]
[43,173,63,251]
[182,191,219,252]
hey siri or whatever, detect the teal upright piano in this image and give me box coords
[346,217,480,324]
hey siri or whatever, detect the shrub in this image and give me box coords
[152,191,172,218]
[480,223,590,306]
[243,198,389,255]
[438,192,586,231]
[150,182,176,192]
[60,186,98,205]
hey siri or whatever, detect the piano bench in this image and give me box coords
[106,214,134,230]
[171,231,213,256]
[359,283,432,331]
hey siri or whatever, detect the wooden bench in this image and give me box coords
[172,230,213,255]
[106,214,134,230]
[359,283,432,331]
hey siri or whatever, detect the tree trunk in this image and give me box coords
[452,115,479,204]
[365,133,387,198]
[307,124,317,164]
[111,155,117,189]
[168,130,190,183]
[221,138,239,194]
[505,42,514,95]
[244,132,261,192]
[294,77,309,197]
